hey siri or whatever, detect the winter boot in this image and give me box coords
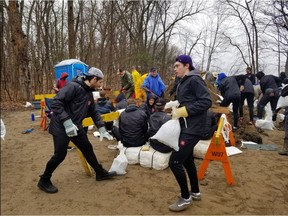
[96,164,116,181]
[37,175,58,193]
[278,139,288,156]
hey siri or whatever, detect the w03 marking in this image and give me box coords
[211,151,224,157]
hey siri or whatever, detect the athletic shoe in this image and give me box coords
[190,192,201,201]
[169,196,192,212]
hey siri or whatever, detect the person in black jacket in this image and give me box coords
[115,92,127,110]
[37,67,116,194]
[146,98,173,153]
[255,71,282,119]
[118,98,148,147]
[140,93,156,119]
[96,91,115,131]
[217,73,246,130]
[169,76,181,100]
[168,55,212,212]
[239,78,255,125]
[245,67,256,85]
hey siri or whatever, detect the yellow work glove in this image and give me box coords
[172,106,188,119]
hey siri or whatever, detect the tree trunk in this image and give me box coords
[8,1,30,101]
[68,0,76,59]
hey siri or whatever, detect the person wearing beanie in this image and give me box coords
[255,71,282,119]
[146,98,173,153]
[168,54,212,212]
[217,72,246,130]
[139,93,157,120]
[37,67,116,194]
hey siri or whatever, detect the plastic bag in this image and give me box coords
[1,119,6,140]
[109,146,128,175]
[150,119,180,151]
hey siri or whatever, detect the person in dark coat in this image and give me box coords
[146,98,173,153]
[96,90,115,131]
[245,67,256,85]
[140,93,156,119]
[168,55,212,212]
[201,110,218,140]
[255,71,282,119]
[37,67,116,194]
[118,98,148,147]
[115,92,127,110]
[239,78,255,125]
[280,72,287,84]
[217,73,246,130]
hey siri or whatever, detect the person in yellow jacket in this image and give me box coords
[135,73,148,102]
[131,66,141,97]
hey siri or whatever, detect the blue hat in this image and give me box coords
[176,55,195,70]
[217,72,227,81]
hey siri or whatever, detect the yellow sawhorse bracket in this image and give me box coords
[198,116,235,185]
[75,111,120,176]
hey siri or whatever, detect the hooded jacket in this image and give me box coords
[141,73,166,97]
[119,104,148,147]
[139,94,156,118]
[176,69,212,137]
[49,76,104,136]
[96,98,115,115]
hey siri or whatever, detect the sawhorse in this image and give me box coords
[198,112,235,185]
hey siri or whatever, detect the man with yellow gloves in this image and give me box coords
[168,55,212,212]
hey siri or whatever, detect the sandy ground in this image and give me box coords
[1,108,288,215]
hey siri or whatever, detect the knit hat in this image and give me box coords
[176,55,195,71]
[217,72,227,81]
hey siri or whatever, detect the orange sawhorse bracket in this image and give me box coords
[198,116,235,185]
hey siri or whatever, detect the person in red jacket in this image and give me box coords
[53,72,69,93]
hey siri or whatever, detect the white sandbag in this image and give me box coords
[150,119,180,151]
[255,119,275,130]
[123,146,142,164]
[164,100,179,110]
[1,119,6,140]
[139,147,172,170]
[113,109,125,127]
[193,139,211,159]
[109,146,128,175]
[264,103,273,121]
[276,96,288,110]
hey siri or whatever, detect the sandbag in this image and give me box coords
[255,119,275,130]
[150,119,180,151]
[139,146,172,170]
[276,96,288,110]
[109,146,128,175]
[123,146,142,164]
[1,119,6,140]
[193,139,211,159]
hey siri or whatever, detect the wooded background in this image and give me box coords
[0,0,287,101]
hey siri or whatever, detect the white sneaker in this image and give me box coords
[169,196,192,212]
[190,192,201,201]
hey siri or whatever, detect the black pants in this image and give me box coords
[257,93,279,119]
[239,92,254,121]
[169,133,200,199]
[220,96,240,127]
[42,130,100,178]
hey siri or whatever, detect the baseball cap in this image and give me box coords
[86,67,104,79]
[176,55,195,70]
[155,98,166,107]
[150,67,157,72]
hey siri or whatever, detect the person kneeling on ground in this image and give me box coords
[112,98,148,147]
[146,98,173,153]
[37,67,116,194]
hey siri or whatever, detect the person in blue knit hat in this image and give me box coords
[217,72,246,130]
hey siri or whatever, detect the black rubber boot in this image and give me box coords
[96,164,116,181]
[37,175,58,193]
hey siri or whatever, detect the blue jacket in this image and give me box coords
[141,73,166,97]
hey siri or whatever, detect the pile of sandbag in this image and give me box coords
[123,145,172,170]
